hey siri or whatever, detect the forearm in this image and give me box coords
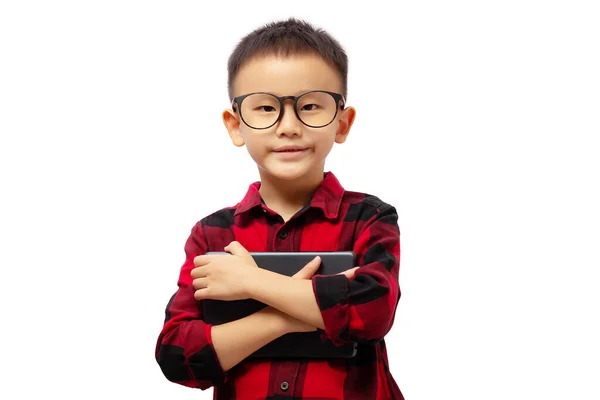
[248,269,325,330]
[211,307,289,371]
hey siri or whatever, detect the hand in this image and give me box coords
[292,256,360,280]
[191,241,259,301]
[277,256,359,334]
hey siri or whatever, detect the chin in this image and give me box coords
[270,170,308,181]
[263,164,314,182]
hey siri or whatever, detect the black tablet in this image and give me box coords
[201,251,357,359]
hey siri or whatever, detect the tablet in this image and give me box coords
[201,251,357,359]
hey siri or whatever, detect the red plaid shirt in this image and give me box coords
[156,172,404,399]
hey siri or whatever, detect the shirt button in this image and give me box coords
[278,229,288,239]
[280,381,289,391]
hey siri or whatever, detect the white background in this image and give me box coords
[1,1,599,399]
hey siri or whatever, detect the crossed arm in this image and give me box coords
[156,205,400,388]
[206,257,331,372]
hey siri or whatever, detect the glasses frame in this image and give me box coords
[231,90,346,130]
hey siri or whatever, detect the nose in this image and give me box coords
[275,100,302,137]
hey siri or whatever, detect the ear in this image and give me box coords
[334,106,356,144]
[222,109,245,147]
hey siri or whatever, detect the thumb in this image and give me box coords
[224,241,250,257]
[292,256,321,279]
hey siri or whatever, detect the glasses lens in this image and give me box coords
[240,93,280,129]
[296,91,338,127]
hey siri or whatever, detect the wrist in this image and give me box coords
[245,267,270,300]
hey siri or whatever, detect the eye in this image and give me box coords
[257,105,277,112]
[301,104,318,111]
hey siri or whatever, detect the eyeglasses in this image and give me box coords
[232,90,345,130]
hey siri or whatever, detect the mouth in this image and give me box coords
[273,146,309,153]
[272,146,309,159]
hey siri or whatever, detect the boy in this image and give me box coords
[156,18,404,399]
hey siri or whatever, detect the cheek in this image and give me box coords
[312,133,336,155]
[242,134,267,158]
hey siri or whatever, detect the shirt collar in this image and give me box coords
[234,171,345,220]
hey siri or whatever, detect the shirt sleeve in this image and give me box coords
[311,203,401,345]
[155,222,227,390]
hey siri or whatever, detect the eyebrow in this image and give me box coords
[247,89,331,97]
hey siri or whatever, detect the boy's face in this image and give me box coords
[223,53,356,182]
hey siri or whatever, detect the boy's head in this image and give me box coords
[223,18,356,183]
[226,18,348,101]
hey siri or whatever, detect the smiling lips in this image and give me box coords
[272,145,309,159]
[273,145,308,152]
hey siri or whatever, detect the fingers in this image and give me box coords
[340,267,360,280]
[194,288,209,301]
[194,249,233,268]
[192,277,209,290]
[190,266,208,279]
[224,241,250,257]
[193,254,217,267]
[292,256,321,279]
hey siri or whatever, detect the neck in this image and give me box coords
[258,168,325,216]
